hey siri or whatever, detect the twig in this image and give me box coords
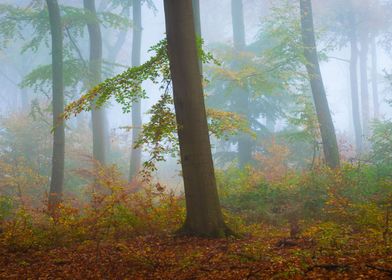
[306,264,350,272]
[64,26,88,71]
[366,264,392,276]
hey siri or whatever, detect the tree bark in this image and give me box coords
[163,0,231,237]
[192,0,202,38]
[129,0,143,181]
[84,0,108,165]
[348,11,363,155]
[300,0,340,168]
[231,0,253,168]
[46,0,65,211]
[371,35,379,120]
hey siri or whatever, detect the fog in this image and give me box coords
[0,0,391,189]
[1,1,392,277]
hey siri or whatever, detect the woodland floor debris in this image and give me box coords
[1,233,391,279]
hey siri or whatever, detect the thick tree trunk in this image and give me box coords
[349,23,363,155]
[371,35,379,120]
[231,0,252,168]
[84,0,107,165]
[46,0,65,211]
[163,0,231,237]
[129,0,143,181]
[300,0,340,168]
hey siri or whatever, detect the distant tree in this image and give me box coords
[163,0,231,237]
[231,0,253,168]
[300,0,340,168]
[347,1,363,154]
[129,0,142,181]
[46,0,65,211]
[84,0,108,165]
[371,35,379,120]
[358,0,370,143]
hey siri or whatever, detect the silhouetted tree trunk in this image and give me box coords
[129,0,143,181]
[231,0,253,168]
[371,35,379,120]
[164,0,231,237]
[300,0,340,168]
[46,0,65,211]
[348,10,363,155]
[84,0,107,165]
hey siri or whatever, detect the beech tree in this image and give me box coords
[348,2,363,154]
[84,0,108,165]
[163,0,231,237]
[300,0,340,168]
[359,3,370,142]
[46,0,65,211]
[129,0,143,181]
[231,0,253,168]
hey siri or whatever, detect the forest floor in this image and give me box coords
[1,229,391,279]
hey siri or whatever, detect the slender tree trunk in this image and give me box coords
[46,0,65,211]
[359,20,370,143]
[349,17,363,155]
[84,0,107,165]
[129,0,142,181]
[231,0,252,168]
[371,35,379,120]
[300,0,340,168]
[163,0,231,237]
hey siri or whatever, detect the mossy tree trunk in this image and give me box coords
[46,0,65,211]
[300,0,340,168]
[163,0,231,237]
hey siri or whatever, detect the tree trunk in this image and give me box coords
[300,0,340,168]
[359,17,370,143]
[163,0,231,237]
[348,15,363,155]
[192,0,202,38]
[46,0,65,211]
[231,0,252,168]
[129,0,143,181]
[371,35,379,120]
[84,0,107,165]
[192,0,203,73]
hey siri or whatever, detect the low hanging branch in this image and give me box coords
[63,39,249,180]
